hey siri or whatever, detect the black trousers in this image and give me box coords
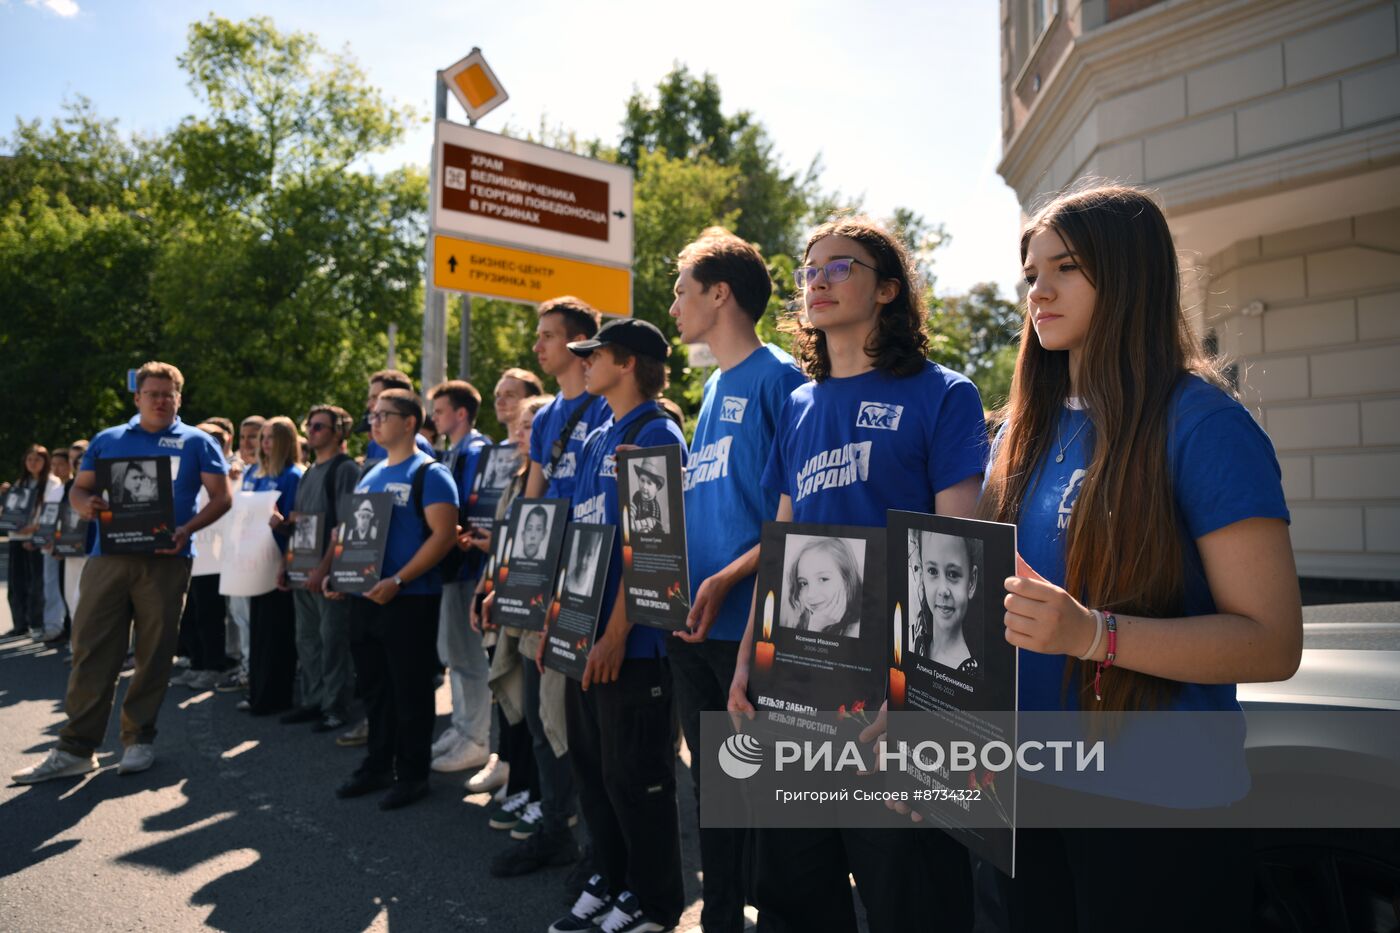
[7,540,44,634]
[485,639,539,799]
[248,589,297,713]
[667,636,748,933]
[751,826,972,933]
[566,657,684,926]
[184,574,231,672]
[350,594,441,782]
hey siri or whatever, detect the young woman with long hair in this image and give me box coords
[4,445,57,639]
[979,184,1302,930]
[730,217,988,932]
[240,415,305,715]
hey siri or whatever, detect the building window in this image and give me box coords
[1029,0,1057,42]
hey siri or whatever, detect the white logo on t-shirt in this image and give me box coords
[684,435,733,491]
[1057,469,1086,530]
[573,492,606,525]
[793,441,873,503]
[570,420,590,442]
[554,451,577,480]
[856,401,904,431]
[385,482,411,507]
[599,454,617,479]
[720,396,748,424]
[158,436,186,450]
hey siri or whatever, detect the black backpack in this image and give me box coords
[410,452,478,582]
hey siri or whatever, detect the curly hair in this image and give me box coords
[782,217,929,381]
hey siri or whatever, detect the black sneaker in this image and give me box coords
[593,892,669,933]
[548,874,611,932]
[335,770,393,799]
[378,779,430,811]
[490,827,580,878]
[279,707,322,725]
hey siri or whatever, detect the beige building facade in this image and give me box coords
[998,0,1400,581]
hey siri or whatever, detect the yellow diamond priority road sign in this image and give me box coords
[442,49,508,123]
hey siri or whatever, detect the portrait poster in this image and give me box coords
[216,491,282,597]
[543,524,614,681]
[482,519,509,597]
[95,456,176,553]
[31,502,61,549]
[464,444,522,532]
[52,501,91,558]
[493,497,570,632]
[0,483,36,532]
[285,512,324,586]
[329,492,393,594]
[746,521,886,739]
[616,446,690,631]
[885,510,1018,877]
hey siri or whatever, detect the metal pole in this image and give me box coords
[458,294,473,380]
[387,322,398,369]
[422,73,449,392]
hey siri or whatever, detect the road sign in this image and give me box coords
[442,49,508,123]
[126,368,138,392]
[432,234,631,318]
[433,121,634,268]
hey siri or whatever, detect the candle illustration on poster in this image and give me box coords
[889,601,906,709]
[754,589,776,673]
[621,503,633,571]
[548,563,565,627]
[498,529,512,586]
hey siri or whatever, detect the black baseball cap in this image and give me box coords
[567,318,670,361]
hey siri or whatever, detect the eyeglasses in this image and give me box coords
[793,257,881,289]
[306,422,332,433]
[367,411,406,425]
[139,390,179,402]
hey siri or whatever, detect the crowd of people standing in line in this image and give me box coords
[5,184,1303,933]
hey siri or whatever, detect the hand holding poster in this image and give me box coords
[616,446,690,631]
[52,502,91,558]
[0,484,36,532]
[885,510,1018,876]
[464,444,522,533]
[543,524,614,681]
[95,456,176,553]
[493,498,569,632]
[216,491,282,597]
[32,502,61,549]
[746,521,886,733]
[329,493,393,594]
[286,512,324,586]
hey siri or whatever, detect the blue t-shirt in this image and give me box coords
[761,361,988,525]
[530,391,611,501]
[1009,375,1291,714]
[442,429,491,583]
[999,375,1290,806]
[81,415,229,557]
[365,433,435,466]
[241,463,305,552]
[684,345,806,641]
[571,401,689,659]
[354,451,459,595]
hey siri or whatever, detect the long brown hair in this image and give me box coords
[784,217,929,382]
[257,416,303,478]
[979,185,1223,712]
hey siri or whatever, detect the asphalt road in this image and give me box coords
[0,584,714,933]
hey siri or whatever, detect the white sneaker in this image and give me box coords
[431,738,490,773]
[12,749,98,784]
[465,753,509,794]
[430,726,461,757]
[169,668,195,687]
[117,744,156,775]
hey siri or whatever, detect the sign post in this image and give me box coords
[423,55,635,388]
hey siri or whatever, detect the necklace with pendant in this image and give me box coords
[1056,415,1089,463]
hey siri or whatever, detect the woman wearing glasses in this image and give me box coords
[729,218,988,932]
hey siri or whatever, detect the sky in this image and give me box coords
[0,0,1025,297]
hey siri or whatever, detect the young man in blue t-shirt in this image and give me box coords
[14,361,231,784]
[732,220,989,932]
[360,369,436,468]
[549,319,687,933]
[667,228,806,933]
[491,297,609,880]
[426,379,494,774]
[329,388,459,811]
